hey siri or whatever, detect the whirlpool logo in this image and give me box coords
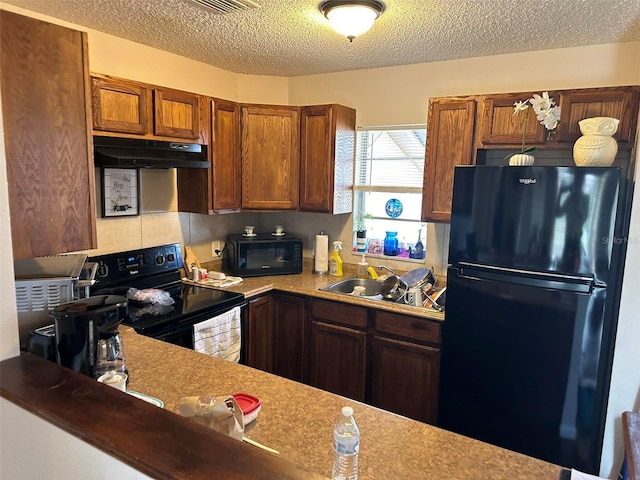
[519,178,537,185]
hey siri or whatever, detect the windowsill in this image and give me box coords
[349,251,426,264]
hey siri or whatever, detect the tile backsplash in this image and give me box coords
[85,168,450,278]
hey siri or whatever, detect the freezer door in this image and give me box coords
[439,266,609,474]
[448,166,621,283]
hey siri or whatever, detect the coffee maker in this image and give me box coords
[50,295,128,379]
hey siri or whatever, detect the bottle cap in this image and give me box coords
[342,406,353,417]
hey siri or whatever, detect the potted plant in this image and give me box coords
[355,212,373,252]
[505,91,561,165]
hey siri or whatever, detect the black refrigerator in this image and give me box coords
[439,166,631,474]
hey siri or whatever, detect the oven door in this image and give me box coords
[145,303,248,364]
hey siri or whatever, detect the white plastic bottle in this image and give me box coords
[332,406,360,480]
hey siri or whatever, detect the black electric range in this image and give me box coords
[89,244,246,350]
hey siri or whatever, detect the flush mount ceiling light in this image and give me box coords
[319,0,386,42]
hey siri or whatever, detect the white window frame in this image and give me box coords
[353,125,427,261]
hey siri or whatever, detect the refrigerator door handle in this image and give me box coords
[457,262,598,293]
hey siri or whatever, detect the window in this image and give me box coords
[353,126,426,260]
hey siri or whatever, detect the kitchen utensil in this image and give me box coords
[379,275,407,302]
[97,371,127,392]
[127,390,164,408]
[406,287,423,307]
[95,331,127,379]
[184,245,200,270]
[400,267,437,290]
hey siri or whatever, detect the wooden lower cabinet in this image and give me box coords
[273,293,307,382]
[309,321,366,401]
[370,335,440,425]
[245,294,274,372]
[244,294,442,424]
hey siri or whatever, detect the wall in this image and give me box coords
[1,4,639,477]
[0,399,152,479]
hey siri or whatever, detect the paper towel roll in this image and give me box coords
[314,234,329,274]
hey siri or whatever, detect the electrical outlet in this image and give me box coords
[211,240,223,257]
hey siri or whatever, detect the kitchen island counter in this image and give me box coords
[120,327,561,480]
[1,328,564,479]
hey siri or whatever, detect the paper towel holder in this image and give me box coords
[313,231,329,275]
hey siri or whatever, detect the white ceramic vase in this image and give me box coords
[509,153,535,166]
[573,117,619,167]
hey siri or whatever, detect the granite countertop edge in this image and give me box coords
[198,266,445,322]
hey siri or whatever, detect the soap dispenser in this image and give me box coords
[357,255,369,279]
[329,241,343,277]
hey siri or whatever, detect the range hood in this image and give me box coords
[93,136,209,169]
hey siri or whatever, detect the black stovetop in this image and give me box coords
[88,243,245,334]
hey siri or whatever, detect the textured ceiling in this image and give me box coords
[4,0,640,77]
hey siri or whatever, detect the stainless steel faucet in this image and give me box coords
[378,265,395,276]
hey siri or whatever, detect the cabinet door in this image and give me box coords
[299,104,355,214]
[310,321,366,401]
[246,295,274,372]
[555,88,639,145]
[241,105,300,210]
[1,11,97,259]
[370,335,440,424]
[92,76,150,135]
[421,98,476,223]
[479,93,546,145]
[273,293,306,382]
[211,98,241,211]
[154,88,200,139]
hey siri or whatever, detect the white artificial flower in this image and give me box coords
[542,105,561,130]
[513,100,529,114]
[530,92,554,115]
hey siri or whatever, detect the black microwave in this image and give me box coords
[225,234,303,277]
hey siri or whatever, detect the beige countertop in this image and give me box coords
[189,263,445,322]
[121,327,563,480]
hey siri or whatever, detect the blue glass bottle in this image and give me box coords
[383,231,399,256]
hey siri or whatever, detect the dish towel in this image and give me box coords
[193,306,241,363]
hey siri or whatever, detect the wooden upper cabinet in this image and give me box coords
[91,74,200,140]
[1,11,97,259]
[421,97,477,223]
[210,97,242,211]
[241,104,300,210]
[555,87,639,145]
[92,76,150,135]
[299,104,356,214]
[479,93,547,145]
[177,97,240,214]
[153,88,200,139]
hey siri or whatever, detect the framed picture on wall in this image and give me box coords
[101,167,139,217]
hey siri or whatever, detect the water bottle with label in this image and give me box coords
[332,406,360,480]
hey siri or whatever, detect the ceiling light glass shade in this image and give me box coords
[320,1,385,41]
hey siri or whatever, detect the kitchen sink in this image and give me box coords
[319,277,382,297]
